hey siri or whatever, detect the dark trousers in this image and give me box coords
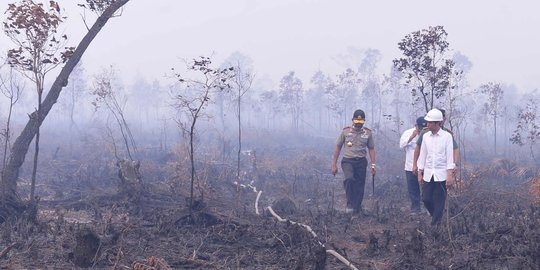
[341,157,367,212]
[422,176,447,225]
[405,170,421,212]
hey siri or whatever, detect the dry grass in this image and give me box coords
[132,256,171,270]
[457,158,540,204]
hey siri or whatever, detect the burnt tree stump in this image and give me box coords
[117,159,144,203]
[72,229,100,268]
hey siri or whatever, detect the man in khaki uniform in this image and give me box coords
[331,109,376,214]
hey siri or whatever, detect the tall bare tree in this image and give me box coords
[381,67,410,137]
[62,62,86,156]
[477,82,504,155]
[278,71,303,131]
[359,49,382,128]
[0,66,24,172]
[1,0,130,220]
[259,89,280,129]
[223,53,254,183]
[91,66,136,161]
[510,91,540,164]
[307,70,331,132]
[327,68,360,126]
[171,56,234,217]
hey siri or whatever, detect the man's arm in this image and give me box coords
[417,140,427,183]
[412,129,426,175]
[331,144,342,175]
[451,133,459,175]
[412,144,420,175]
[446,135,456,187]
[369,148,376,175]
[399,129,413,149]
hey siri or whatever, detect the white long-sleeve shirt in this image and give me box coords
[417,128,455,182]
[399,127,418,171]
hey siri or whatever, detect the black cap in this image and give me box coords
[416,116,427,128]
[352,109,366,124]
[353,109,365,119]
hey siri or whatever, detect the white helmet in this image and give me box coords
[424,109,443,122]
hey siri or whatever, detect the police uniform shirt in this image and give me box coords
[336,126,375,159]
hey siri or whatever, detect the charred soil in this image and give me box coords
[0,148,539,269]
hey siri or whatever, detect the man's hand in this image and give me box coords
[370,166,376,176]
[331,164,338,176]
[446,171,454,188]
[418,170,423,185]
[453,164,458,177]
[412,164,418,176]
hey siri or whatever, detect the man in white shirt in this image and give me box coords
[417,109,455,225]
[399,116,427,215]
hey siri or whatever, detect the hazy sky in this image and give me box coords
[2,0,539,92]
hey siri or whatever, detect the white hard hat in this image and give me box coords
[424,109,443,122]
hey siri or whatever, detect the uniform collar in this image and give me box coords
[352,126,364,133]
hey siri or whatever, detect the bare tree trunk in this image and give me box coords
[29,92,42,202]
[2,95,16,172]
[189,121,196,217]
[237,95,241,183]
[494,114,497,155]
[1,0,130,212]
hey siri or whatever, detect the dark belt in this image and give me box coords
[343,157,366,161]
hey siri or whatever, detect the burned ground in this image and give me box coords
[0,140,539,269]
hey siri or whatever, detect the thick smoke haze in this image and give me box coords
[0,0,539,169]
[1,0,537,92]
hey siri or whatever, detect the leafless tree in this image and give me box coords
[91,65,137,160]
[307,70,331,132]
[477,82,504,155]
[171,56,235,217]
[278,71,304,131]
[223,55,254,183]
[326,68,360,126]
[0,66,24,173]
[510,91,540,164]
[62,62,86,156]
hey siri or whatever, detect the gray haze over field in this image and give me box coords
[2,0,538,92]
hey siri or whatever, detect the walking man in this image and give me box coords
[412,108,459,175]
[417,109,455,225]
[331,109,376,214]
[399,116,427,215]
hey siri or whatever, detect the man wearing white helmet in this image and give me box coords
[412,108,459,175]
[417,108,455,225]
